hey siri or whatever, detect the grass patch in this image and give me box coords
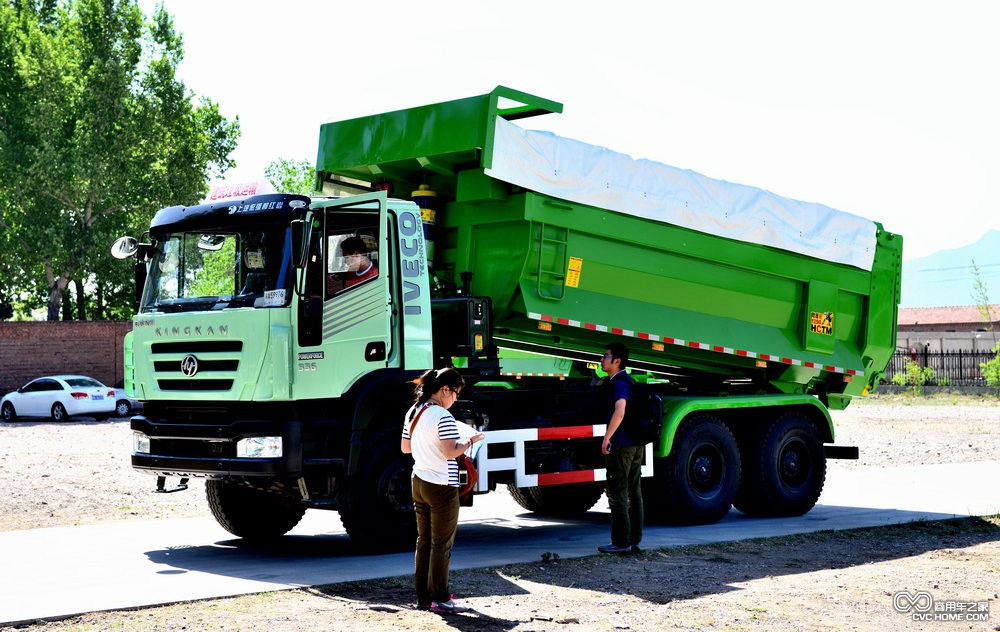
[863,392,1000,406]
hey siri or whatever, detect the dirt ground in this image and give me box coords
[1,394,999,631]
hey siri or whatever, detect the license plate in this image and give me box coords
[92,395,104,400]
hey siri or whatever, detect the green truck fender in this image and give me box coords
[654,394,835,458]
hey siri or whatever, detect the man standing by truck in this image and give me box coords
[598,343,644,554]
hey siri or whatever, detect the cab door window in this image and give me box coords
[324,214,380,299]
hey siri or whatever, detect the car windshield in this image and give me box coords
[64,378,103,388]
[141,226,293,313]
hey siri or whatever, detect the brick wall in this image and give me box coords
[0,321,132,394]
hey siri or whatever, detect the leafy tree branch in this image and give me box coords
[0,0,240,320]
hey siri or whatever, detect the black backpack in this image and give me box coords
[626,379,663,444]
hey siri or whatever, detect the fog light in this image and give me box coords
[237,436,282,458]
[133,432,150,454]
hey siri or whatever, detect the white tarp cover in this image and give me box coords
[485,117,877,271]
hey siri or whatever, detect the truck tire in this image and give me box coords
[645,414,740,525]
[507,482,604,517]
[338,428,416,552]
[734,412,826,517]
[206,479,306,540]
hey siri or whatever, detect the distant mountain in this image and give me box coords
[900,230,1000,308]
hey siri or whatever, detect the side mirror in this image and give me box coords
[111,236,139,259]
[290,219,307,268]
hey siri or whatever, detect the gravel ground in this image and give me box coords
[1,394,998,631]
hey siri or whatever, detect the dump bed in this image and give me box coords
[316,87,902,405]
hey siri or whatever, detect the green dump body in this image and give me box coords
[317,87,902,407]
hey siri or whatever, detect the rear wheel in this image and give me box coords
[338,428,416,552]
[51,402,68,422]
[645,414,740,525]
[734,413,826,517]
[507,482,604,517]
[1,402,15,423]
[206,479,306,540]
[115,400,132,417]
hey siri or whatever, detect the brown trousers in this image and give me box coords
[411,474,460,604]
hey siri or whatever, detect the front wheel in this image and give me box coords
[51,402,68,422]
[644,414,740,525]
[206,479,306,540]
[734,413,826,517]
[338,428,416,552]
[1,402,15,423]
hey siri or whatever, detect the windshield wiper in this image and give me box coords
[222,295,258,308]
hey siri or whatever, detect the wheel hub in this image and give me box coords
[692,455,713,484]
[689,443,723,495]
[779,439,809,486]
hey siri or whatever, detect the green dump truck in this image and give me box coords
[113,87,902,550]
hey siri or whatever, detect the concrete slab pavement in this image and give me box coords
[1,460,998,625]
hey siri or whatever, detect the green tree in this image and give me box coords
[970,259,1000,396]
[981,342,1000,396]
[0,0,240,320]
[971,259,997,345]
[265,157,318,195]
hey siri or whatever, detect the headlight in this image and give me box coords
[236,436,283,458]
[133,432,151,454]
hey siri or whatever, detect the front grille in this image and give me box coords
[158,379,235,391]
[151,341,243,353]
[153,438,233,458]
[154,359,239,372]
[149,339,243,392]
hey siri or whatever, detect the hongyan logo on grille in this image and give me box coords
[180,354,199,377]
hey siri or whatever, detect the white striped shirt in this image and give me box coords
[402,402,460,486]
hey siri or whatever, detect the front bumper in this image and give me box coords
[130,415,303,477]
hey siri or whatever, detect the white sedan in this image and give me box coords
[1,375,117,422]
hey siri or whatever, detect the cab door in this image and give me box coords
[294,192,392,399]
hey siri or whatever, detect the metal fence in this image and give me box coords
[884,349,997,386]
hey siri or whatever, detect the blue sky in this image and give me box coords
[142,0,999,263]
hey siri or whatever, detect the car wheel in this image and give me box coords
[51,402,68,422]
[1,402,15,423]
[115,400,132,417]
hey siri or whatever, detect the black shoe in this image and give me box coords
[630,545,641,554]
[598,544,632,554]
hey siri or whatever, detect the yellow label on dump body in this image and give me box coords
[565,257,583,288]
[810,311,834,335]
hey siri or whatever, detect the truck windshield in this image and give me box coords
[141,226,293,313]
